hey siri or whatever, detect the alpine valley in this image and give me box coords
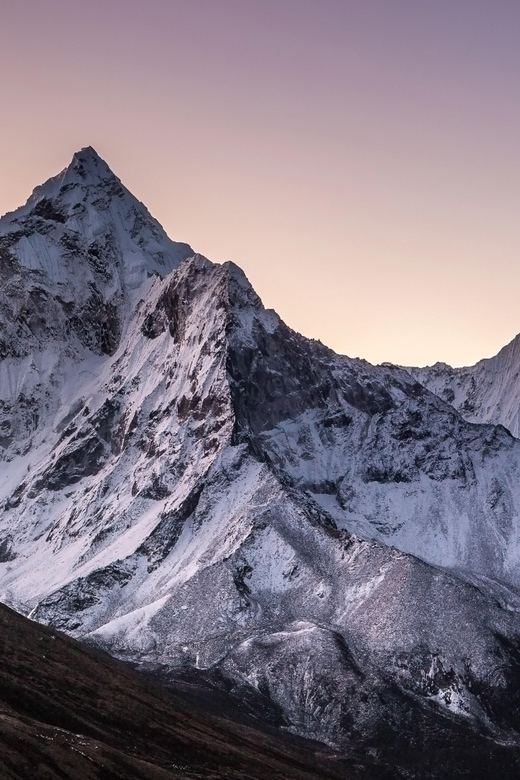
[2,148,520,778]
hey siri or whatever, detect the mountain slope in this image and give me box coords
[3,149,520,776]
[407,334,520,437]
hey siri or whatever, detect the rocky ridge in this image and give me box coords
[407,334,520,437]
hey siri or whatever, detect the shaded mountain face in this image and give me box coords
[407,334,520,438]
[3,149,520,776]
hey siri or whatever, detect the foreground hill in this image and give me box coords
[0,601,379,780]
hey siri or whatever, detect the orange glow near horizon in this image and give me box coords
[1,0,520,367]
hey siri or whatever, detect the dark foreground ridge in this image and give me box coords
[0,602,389,780]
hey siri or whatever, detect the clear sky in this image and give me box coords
[1,0,519,366]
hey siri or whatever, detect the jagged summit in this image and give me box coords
[72,144,111,169]
[0,147,120,225]
[0,147,193,280]
[0,148,193,357]
[38,145,117,195]
[0,149,193,458]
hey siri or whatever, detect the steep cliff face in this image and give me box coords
[3,149,520,776]
[224,278,520,586]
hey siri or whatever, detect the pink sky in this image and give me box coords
[1,0,520,366]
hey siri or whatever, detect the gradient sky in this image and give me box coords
[1,0,520,366]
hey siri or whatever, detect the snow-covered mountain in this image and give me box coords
[0,146,192,466]
[2,148,520,775]
[407,335,520,437]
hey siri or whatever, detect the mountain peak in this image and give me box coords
[68,145,116,183]
[73,144,102,161]
[23,147,119,207]
[0,148,194,332]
